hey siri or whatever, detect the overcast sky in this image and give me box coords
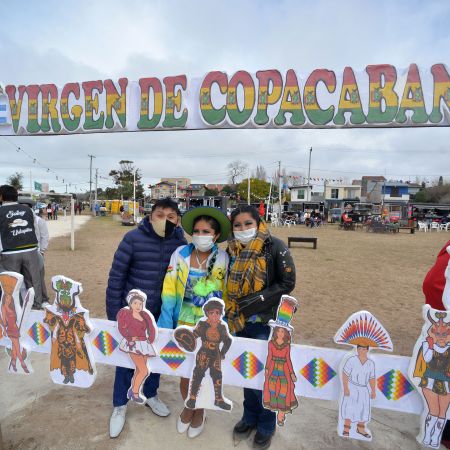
[1,0,449,194]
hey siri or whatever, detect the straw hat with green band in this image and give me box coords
[181,206,231,243]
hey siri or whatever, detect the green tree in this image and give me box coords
[109,160,144,200]
[205,187,219,196]
[237,178,272,202]
[7,172,24,191]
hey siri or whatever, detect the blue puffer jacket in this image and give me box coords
[105,216,187,321]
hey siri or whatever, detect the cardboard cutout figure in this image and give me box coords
[0,272,34,374]
[44,275,95,387]
[334,311,393,441]
[174,297,233,411]
[263,295,299,426]
[117,289,158,404]
[408,246,450,448]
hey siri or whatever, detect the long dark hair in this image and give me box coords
[192,215,219,279]
[230,205,261,227]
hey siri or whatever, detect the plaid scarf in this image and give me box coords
[226,221,269,333]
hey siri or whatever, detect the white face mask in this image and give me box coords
[234,227,257,244]
[192,235,215,252]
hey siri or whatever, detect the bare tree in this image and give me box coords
[227,160,248,184]
[252,165,267,181]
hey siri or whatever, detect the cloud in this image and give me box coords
[1,0,450,192]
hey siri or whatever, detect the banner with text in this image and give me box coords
[0,63,449,135]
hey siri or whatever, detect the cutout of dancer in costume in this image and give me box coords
[174,298,233,414]
[44,276,95,387]
[409,244,450,449]
[117,289,157,404]
[334,311,393,441]
[0,272,33,374]
[263,295,299,427]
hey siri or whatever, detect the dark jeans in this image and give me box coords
[113,367,160,407]
[236,322,276,437]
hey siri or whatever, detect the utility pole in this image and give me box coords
[247,168,251,205]
[133,169,137,224]
[278,160,282,216]
[306,147,312,202]
[29,170,32,197]
[93,168,98,216]
[88,154,96,212]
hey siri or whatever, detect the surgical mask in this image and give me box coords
[234,227,257,244]
[152,218,177,238]
[192,235,215,252]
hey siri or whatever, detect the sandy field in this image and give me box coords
[1,215,449,450]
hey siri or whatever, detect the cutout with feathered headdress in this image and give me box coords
[334,311,393,351]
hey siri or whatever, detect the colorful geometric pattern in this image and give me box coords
[159,340,186,370]
[335,312,393,350]
[300,357,337,388]
[92,331,119,356]
[27,322,50,345]
[377,369,414,400]
[232,351,264,379]
[276,296,297,326]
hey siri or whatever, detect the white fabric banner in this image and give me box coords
[0,310,423,415]
[0,63,449,135]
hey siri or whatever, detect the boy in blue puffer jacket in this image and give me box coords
[106,197,187,438]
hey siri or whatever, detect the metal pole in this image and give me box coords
[88,154,95,213]
[175,180,178,199]
[70,198,75,251]
[133,170,136,224]
[29,170,32,197]
[278,161,282,216]
[307,147,312,202]
[247,169,251,205]
[93,168,98,217]
[266,178,272,222]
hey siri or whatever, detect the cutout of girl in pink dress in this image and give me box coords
[117,289,158,404]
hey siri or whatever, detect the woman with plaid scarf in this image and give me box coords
[226,205,296,449]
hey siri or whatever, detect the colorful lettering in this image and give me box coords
[254,70,282,125]
[26,85,41,133]
[274,69,305,126]
[40,84,61,132]
[162,75,188,128]
[199,71,228,126]
[82,80,104,130]
[304,69,336,125]
[429,63,450,124]
[227,71,255,126]
[5,85,26,133]
[366,64,399,123]
[104,78,128,129]
[60,83,83,132]
[137,77,163,129]
[334,67,365,125]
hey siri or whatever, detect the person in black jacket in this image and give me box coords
[226,205,296,450]
[106,197,187,438]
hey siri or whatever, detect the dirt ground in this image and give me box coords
[2,216,449,450]
[42,216,450,355]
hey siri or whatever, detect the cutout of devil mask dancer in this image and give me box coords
[117,289,158,404]
[174,298,233,411]
[334,311,393,441]
[409,245,450,449]
[263,295,299,427]
[0,272,33,374]
[44,276,95,387]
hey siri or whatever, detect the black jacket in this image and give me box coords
[236,235,296,323]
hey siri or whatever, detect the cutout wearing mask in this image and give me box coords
[152,218,177,238]
[234,227,257,244]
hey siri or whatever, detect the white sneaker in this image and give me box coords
[110,405,127,438]
[177,414,191,434]
[145,396,170,417]
[188,413,206,439]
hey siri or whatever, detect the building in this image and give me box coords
[184,184,206,197]
[149,181,176,199]
[161,178,191,189]
[361,176,386,203]
[290,185,313,202]
[206,184,229,195]
[324,183,361,208]
[382,181,421,202]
